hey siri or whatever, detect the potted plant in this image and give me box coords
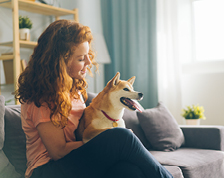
[181,104,206,125]
[19,15,33,41]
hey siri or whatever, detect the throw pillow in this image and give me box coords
[122,109,152,150]
[137,101,185,151]
[0,96,5,149]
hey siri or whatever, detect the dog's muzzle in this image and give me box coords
[120,93,143,112]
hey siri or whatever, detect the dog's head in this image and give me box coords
[105,72,143,112]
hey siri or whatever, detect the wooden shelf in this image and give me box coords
[0,0,78,17]
[0,54,14,60]
[20,40,37,48]
[0,40,37,49]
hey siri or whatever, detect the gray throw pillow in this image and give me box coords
[137,101,185,151]
[0,96,5,149]
[122,109,152,150]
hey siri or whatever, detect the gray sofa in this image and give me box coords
[1,93,224,178]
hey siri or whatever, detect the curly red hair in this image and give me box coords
[15,19,98,127]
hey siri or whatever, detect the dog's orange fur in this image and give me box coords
[75,72,142,143]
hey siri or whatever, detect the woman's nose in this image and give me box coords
[85,55,91,65]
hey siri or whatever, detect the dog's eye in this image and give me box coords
[123,88,130,91]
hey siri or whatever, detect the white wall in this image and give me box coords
[181,61,224,125]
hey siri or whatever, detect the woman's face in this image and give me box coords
[67,41,91,80]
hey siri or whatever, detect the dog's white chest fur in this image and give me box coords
[91,116,125,129]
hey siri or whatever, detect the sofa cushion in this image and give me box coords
[0,96,5,150]
[164,166,184,178]
[137,102,185,151]
[150,148,224,178]
[3,105,27,176]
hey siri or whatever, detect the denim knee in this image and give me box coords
[102,127,134,141]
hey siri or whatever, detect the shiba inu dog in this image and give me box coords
[76,72,143,143]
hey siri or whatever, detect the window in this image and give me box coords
[192,0,224,61]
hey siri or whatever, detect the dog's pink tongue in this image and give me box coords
[133,100,143,112]
[126,99,143,112]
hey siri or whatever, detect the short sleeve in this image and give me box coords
[28,103,51,128]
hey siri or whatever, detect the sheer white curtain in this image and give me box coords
[156,0,186,124]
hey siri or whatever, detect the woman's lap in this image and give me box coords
[31,128,173,178]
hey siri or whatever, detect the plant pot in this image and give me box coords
[186,119,200,125]
[19,28,30,41]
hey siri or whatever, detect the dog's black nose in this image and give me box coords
[138,92,143,98]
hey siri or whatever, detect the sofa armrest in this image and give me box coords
[180,125,224,151]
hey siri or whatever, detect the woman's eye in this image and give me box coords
[79,58,85,61]
[123,88,129,91]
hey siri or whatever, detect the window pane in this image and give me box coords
[193,0,224,61]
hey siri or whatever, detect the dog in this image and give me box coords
[75,72,143,143]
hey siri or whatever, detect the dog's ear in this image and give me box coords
[109,72,120,86]
[127,76,135,85]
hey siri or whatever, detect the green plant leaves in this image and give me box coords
[181,104,206,119]
[19,16,32,29]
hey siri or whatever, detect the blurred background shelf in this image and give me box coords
[0,40,37,49]
[0,0,78,104]
[0,0,78,20]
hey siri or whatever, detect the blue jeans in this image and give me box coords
[31,128,173,178]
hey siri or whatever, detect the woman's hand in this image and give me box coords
[37,121,83,161]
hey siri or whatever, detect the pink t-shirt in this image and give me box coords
[21,98,85,178]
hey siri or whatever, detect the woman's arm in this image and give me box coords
[37,121,83,161]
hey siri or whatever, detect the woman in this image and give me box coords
[16,19,173,178]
